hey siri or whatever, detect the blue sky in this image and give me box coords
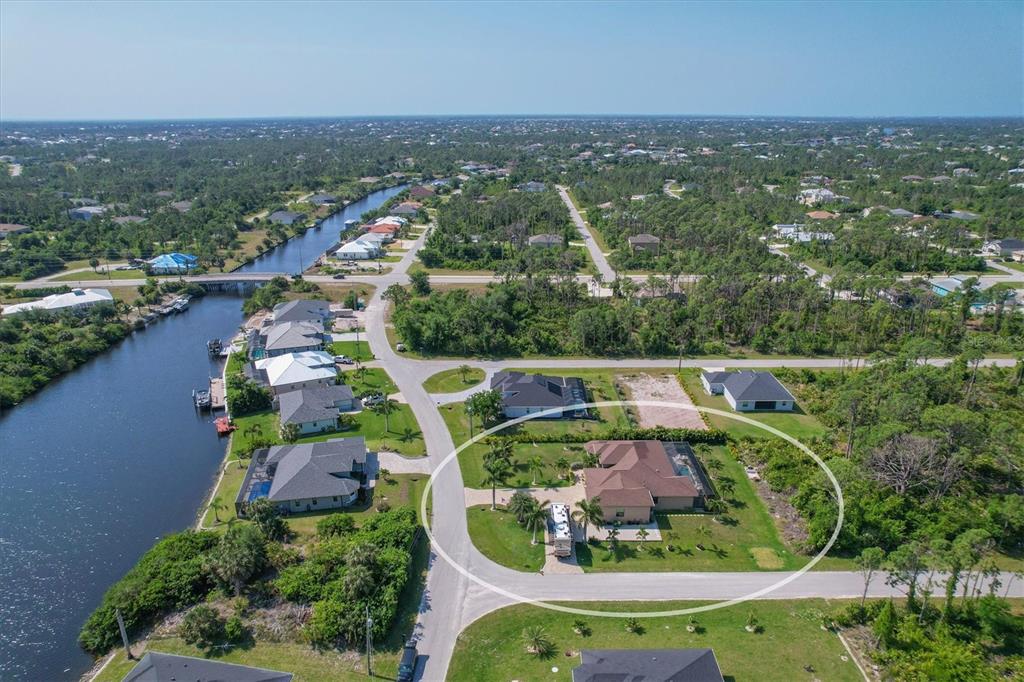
[1,1,1021,120]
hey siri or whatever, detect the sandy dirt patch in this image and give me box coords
[621,373,707,430]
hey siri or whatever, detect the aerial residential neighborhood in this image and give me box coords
[2,3,1023,682]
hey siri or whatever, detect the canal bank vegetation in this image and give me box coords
[82,505,426,680]
[0,305,130,408]
[240,275,373,316]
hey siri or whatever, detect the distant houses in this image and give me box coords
[267,210,306,226]
[797,188,848,206]
[388,201,421,216]
[490,371,588,419]
[68,206,107,221]
[408,185,435,199]
[147,252,198,274]
[771,223,832,242]
[2,287,114,316]
[0,223,31,239]
[236,437,368,515]
[700,370,795,412]
[982,238,1024,257]
[309,193,338,206]
[628,233,661,254]
[527,233,564,248]
[518,181,547,192]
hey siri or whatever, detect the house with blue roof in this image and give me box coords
[147,252,198,274]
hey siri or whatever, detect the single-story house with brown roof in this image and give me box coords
[582,440,711,523]
[627,233,661,254]
[0,223,31,238]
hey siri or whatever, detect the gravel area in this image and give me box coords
[621,373,707,430]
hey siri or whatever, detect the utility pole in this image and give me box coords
[116,609,134,660]
[365,606,374,677]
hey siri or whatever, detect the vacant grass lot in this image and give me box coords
[422,367,486,393]
[341,367,398,397]
[328,339,374,362]
[466,505,545,572]
[678,370,828,442]
[448,599,862,682]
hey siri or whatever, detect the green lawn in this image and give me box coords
[51,269,150,281]
[422,367,486,393]
[448,599,862,682]
[328,339,374,362]
[466,505,545,572]
[678,370,828,442]
[285,474,429,538]
[341,367,398,396]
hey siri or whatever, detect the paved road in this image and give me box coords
[557,184,616,282]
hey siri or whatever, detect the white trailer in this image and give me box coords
[549,503,573,557]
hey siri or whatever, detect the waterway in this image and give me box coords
[238,184,406,273]
[0,185,403,679]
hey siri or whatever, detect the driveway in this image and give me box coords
[463,482,585,508]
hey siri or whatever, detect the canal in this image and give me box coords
[237,184,406,273]
[0,185,403,679]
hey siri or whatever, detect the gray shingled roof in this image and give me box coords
[263,320,324,353]
[628,233,661,244]
[278,385,354,426]
[491,371,586,409]
[528,233,563,246]
[265,437,366,501]
[994,238,1024,250]
[272,299,330,323]
[268,210,305,225]
[702,370,794,402]
[573,648,723,682]
[123,652,293,682]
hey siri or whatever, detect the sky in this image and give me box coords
[1,1,1021,120]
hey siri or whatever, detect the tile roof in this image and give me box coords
[584,440,701,504]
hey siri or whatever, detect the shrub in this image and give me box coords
[317,513,356,538]
[180,605,225,650]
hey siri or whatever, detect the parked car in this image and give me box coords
[396,343,407,352]
[333,355,354,365]
[332,273,346,279]
[362,393,384,406]
[397,639,418,682]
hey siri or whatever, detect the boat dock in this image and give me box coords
[209,378,226,409]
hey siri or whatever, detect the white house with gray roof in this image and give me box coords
[270,299,332,324]
[252,350,336,395]
[491,371,589,419]
[700,370,795,412]
[278,384,355,435]
[259,320,325,357]
[236,437,368,515]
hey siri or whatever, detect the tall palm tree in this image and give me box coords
[524,500,549,545]
[554,456,572,482]
[371,397,399,432]
[208,495,226,523]
[481,456,513,510]
[572,498,604,542]
[528,455,544,486]
[457,363,471,384]
[636,527,649,549]
[507,490,536,524]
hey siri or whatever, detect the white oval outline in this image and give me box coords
[420,399,844,618]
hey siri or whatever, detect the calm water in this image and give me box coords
[238,184,406,273]
[0,185,403,679]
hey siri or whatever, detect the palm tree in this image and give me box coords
[481,456,513,510]
[524,500,550,545]
[507,490,536,524]
[209,495,226,523]
[554,456,572,482]
[522,625,553,657]
[379,467,392,483]
[573,498,604,542]
[371,397,399,432]
[457,363,471,384]
[281,422,300,443]
[606,522,620,545]
[528,455,544,485]
[636,527,649,549]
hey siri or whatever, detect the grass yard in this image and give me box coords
[285,474,429,538]
[328,339,374,362]
[678,370,828,442]
[463,441,586,489]
[448,599,862,682]
[422,366,486,393]
[341,367,398,396]
[466,505,545,572]
[51,269,149,281]
[576,445,804,572]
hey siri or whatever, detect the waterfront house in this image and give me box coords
[627,233,661,254]
[572,649,723,682]
[2,287,114,316]
[490,371,588,419]
[528,233,564,248]
[368,224,399,240]
[271,299,332,324]
[388,201,422,216]
[0,223,31,238]
[268,210,306,226]
[123,652,293,682]
[258,320,325,357]
[309,193,337,206]
[334,241,375,260]
[277,384,356,435]
[409,185,435,199]
[252,350,337,395]
[581,440,711,524]
[700,370,795,412]
[146,252,198,274]
[236,437,368,515]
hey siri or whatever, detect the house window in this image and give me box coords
[652,497,659,504]
[615,510,624,518]
[312,498,318,505]
[294,500,300,507]
[333,496,338,502]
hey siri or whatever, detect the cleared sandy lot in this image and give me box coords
[621,373,707,430]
